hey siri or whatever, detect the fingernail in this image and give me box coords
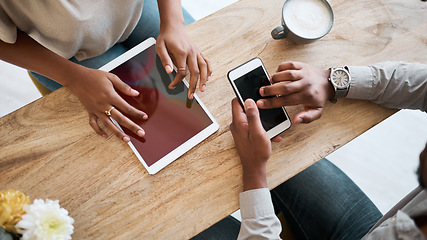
[207,76,210,82]
[201,84,206,92]
[259,87,264,96]
[142,114,148,120]
[103,134,108,139]
[165,65,172,73]
[123,136,130,142]
[189,93,194,99]
[245,100,255,111]
[295,117,303,124]
[137,129,145,137]
[257,100,264,107]
[131,89,139,95]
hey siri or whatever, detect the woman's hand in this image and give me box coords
[257,61,334,124]
[0,31,147,142]
[156,0,212,99]
[65,66,148,142]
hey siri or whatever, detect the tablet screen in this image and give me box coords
[104,39,218,174]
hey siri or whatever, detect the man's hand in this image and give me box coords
[257,61,334,124]
[230,98,272,191]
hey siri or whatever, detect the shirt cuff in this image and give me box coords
[239,188,275,220]
[346,65,374,100]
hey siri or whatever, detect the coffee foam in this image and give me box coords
[283,0,332,39]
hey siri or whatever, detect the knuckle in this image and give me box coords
[198,61,207,68]
[192,69,200,76]
[123,83,131,91]
[246,108,257,117]
[247,113,256,120]
[176,48,187,56]
[305,91,316,102]
[189,66,200,75]
[125,106,133,114]
[287,71,297,79]
[177,72,186,78]
[279,83,289,93]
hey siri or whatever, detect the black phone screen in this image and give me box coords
[234,66,288,131]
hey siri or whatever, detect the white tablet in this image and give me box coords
[99,37,219,174]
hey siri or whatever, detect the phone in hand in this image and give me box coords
[227,57,291,139]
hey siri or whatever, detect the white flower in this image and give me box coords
[16,199,74,240]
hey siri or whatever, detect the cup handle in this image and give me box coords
[271,25,288,39]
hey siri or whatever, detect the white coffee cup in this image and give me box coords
[271,0,334,44]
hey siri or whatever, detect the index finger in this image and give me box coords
[169,56,188,91]
[260,80,304,97]
[276,61,303,72]
[271,69,303,83]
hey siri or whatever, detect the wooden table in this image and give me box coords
[1,0,426,239]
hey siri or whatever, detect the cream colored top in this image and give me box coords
[0,0,143,60]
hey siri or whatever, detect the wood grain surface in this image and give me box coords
[1,0,426,239]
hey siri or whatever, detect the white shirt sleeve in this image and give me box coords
[347,62,427,111]
[238,188,282,240]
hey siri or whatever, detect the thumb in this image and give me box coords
[244,99,264,135]
[293,108,323,124]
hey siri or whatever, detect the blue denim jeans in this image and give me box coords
[271,158,382,240]
[31,0,195,90]
[192,159,382,239]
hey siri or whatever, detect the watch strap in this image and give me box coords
[334,88,348,99]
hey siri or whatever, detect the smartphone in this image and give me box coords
[227,57,291,139]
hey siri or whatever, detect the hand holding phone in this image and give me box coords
[227,57,291,139]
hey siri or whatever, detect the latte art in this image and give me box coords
[283,0,332,39]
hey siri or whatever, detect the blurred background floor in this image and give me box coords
[1,0,426,221]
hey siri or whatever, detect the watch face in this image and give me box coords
[332,69,350,88]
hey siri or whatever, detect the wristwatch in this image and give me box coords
[329,67,351,99]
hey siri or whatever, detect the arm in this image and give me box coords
[257,61,427,124]
[347,62,427,111]
[156,0,212,99]
[230,98,282,240]
[0,31,147,142]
